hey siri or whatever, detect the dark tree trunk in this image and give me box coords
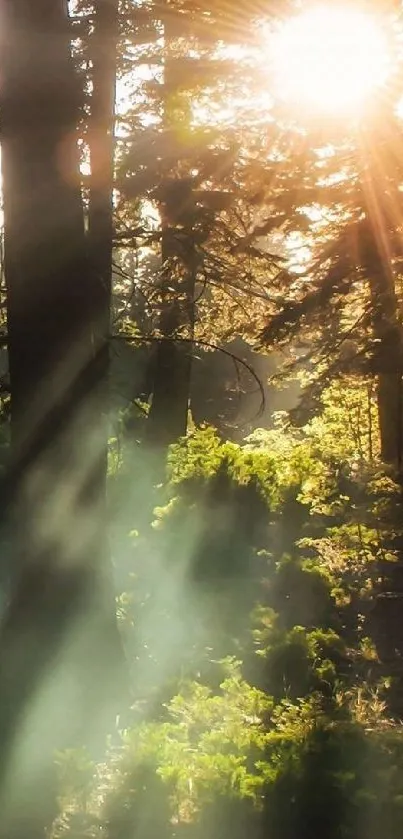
[145,185,196,450]
[145,16,196,453]
[361,167,403,469]
[86,0,128,706]
[367,249,403,468]
[147,339,193,448]
[360,154,403,718]
[88,0,118,320]
[0,1,127,834]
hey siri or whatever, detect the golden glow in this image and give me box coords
[272,5,390,116]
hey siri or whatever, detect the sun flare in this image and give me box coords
[272,5,390,117]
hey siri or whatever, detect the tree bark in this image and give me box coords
[88,0,118,321]
[367,249,403,468]
[86,0,129,713]
[0,1,127,833]
[145,17,196,452]
[145,181,196,450]
[361,167,403,469]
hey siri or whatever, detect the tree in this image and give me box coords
[258,94,403,468]
[0,1,127,833]
[114,0,287,453]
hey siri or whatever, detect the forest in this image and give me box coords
[1,1,403,838]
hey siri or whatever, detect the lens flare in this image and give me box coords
[272,5,390,116]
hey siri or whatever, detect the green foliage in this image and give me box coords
[167,425,280,506]
[58,382,403,839]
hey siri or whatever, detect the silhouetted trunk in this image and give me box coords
[367,249,403,468]
[86,0,123,668]
[377,367,403,466]
[146,180,196,449]
[0,1,126,834]
[361,156,403,717]
[361,166,403,469]
[147,339,193,447]
[88,0,118,328]
[144,8,195,452]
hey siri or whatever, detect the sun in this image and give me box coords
[271,4,391,117]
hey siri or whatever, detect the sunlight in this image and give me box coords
[271,4,390,117]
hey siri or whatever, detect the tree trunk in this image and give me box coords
[361,168,403,469]
[88,0,118,320]
[86,0,128,712]
[146,181,196,450]
[145,18,196,452]
[0,1,126,833]
[367,255,403,468]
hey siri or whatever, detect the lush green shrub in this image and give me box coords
[52,383,403,839]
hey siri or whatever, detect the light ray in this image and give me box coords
[271,5,391,118]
